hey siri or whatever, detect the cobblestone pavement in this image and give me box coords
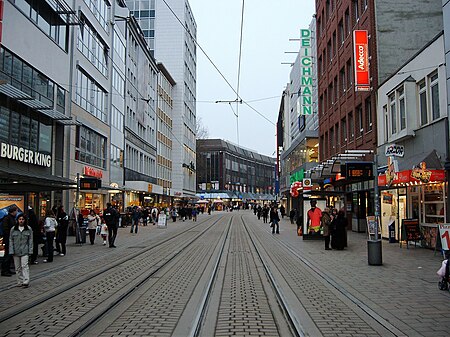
[1,210,449,337]
[244,211,450,337]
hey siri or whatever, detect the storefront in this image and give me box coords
[378,165,446,247]
[124,181,164,209]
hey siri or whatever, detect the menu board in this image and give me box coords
[401,219,421,247]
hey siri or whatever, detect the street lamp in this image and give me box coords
[345,149,382,266]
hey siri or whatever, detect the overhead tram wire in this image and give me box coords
[234,0,246,146]
[161,0,299,144]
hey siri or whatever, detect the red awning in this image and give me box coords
[378,169,445,186]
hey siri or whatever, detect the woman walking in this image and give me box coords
[43,210,57,263]
[321,207,332,250]
[270,206,280,234]
[87,210,99,245]
[9,214,33,287]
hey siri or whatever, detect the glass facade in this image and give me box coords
[75,125,107,169]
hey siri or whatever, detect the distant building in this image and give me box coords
[196,139,276,204]
[127,0,197,201]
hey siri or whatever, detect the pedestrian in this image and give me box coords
[171,208,177,222]
[87,209,99,245]
[280,205,286,219]
[130,207,140,234]
[306,200,322,235]
[331,211,347,250]
[322,207,332,250]
[43,210,57,263]
[289,208,296,224]
[27,206,40,265]
[9,213,33,287]
[104,203,118,248]
[262,205,269,223]
[1,205,18,277]
[179,207,186,221]
[296,212,304,236]
[151,207,158,224]
[270,206,280,234]
[77,211,85,244]
[56,206,69,256]
[142,207,149,226]
[192,207,198,221]
[100,219,108,245]
[257,205,262,220]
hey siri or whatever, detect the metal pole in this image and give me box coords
[75,173,80,209]
[374,151,379,240]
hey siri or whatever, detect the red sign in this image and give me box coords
[353,30,370,91]
[378,169,445,186]
[83,166,103,178]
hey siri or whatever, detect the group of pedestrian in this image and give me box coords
[252,204,282,234]
[313,203,346,251]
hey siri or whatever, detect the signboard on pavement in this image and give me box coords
[157,213,167,228]
[439,224,450,250]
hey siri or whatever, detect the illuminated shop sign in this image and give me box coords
[0,142,51,167]
[299,29,313,115]
[83,165,103,178]
[353,30,370,92]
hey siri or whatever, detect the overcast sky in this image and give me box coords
[188,0,316,157]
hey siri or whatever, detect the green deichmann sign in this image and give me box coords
[290,169,304,185]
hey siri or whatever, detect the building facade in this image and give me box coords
[376,33,447,247]
[278,18,319,214]
[127,0,197,201]
[0,0,77,218]
[315,0,443,230]
[197,139,276,205]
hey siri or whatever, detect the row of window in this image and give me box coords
[12,0,68,51]
[320,98,372,159]
[125,144,156,177]
[0,104,52,155]
[78,16,109,77]
[384,72,440,139]
[75,68,108,122]
[84,0,109,32]
[0,47,66,113]
[75,125,107,169]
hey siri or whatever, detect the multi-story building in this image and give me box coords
[157,63,176,207]
[122,16,159,208]
[443,0,450,225]
[0,0,77,217]
[127,0,197,201]
[376,32,447,246]
[196,139,276,205]
[277,18,319,214]
[315,0,443,229]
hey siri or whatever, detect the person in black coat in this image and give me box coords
[27,206,40,264]
[1,205,18,276]
[56,206,69,256]
[269,207,280,234]
[331,211,347,250]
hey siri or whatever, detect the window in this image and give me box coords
[344,8,350,35]
[418,80,427,126]
[353,0,359,24]
[430,72,440,120]
[340,67,346,94]
[75,68,107,122]
[398,86,406,130]
[77,16,108,76]
[349,112,354,140]
[389,94,397,134]
[365,97,372,131]
[75,125,107,168]
[338,19,344,45]
[341,117,347,142]
[84,0,109,31]
[335,123,340,151]
[356,105,363,136]
[383,105,388,142]
[346,59,353,88]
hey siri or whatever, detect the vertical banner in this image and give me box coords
[353,30,370,92]
[299,29,313,115]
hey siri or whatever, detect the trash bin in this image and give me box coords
[388,221,397,243]
[367,240,382,265]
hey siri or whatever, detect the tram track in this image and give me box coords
[0,216,221,329]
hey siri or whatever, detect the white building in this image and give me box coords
[376,32,447,245]
[127,0,197,200]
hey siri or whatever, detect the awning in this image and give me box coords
[0,166,77,192]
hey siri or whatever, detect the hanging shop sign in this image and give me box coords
[299,29,313,115]
[290,169,304,185]
[353,30,370,92]
[303,178,312,191]
[79,177,101,190]
[378,169,445,186]
[0,142,51,167]
[290,181,302,198]
[83,166,103,178]
[343,162,373,179]
[385,144,405,157]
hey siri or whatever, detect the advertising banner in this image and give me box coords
[439,224,450,250]
[353,30,370,91]
[157,213,167,228]
[0,195,25,220]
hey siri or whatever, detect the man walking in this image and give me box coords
[104,203,118,247]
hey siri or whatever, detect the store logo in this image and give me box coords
[411,162,431,183]
[299,29,314,116]
[0,142,51,167]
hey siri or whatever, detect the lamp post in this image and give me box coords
[345,149,382,265]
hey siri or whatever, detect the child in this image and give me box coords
[9,213,33,288]
[100,219,108,246]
